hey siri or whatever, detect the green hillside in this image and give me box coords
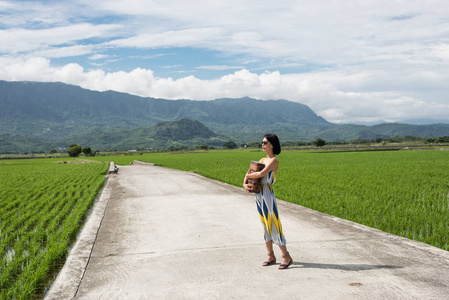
[1,80,448,152]
[0,80,329,140]
[65,118,228,151]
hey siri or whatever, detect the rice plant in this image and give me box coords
[0,161,108,299]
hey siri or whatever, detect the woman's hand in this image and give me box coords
[243,173,253,193]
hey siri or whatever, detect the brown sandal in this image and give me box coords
[263,251,276,266]
[278,252,293,269]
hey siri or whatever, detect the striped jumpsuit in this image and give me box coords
[255,157,286,246]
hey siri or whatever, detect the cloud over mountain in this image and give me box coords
[1,0,449,124]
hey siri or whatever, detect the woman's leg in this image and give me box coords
[278,245,293,269]
[265,240,274,255]
[263,240,276,266]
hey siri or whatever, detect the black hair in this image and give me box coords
[264,133,281,155]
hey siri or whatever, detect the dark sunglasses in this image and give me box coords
[262,141,268,145]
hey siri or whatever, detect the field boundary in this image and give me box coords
[44,171,114,299]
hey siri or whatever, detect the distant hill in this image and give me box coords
[0,80,448,152]
[316,123,449,141]
[0,118,228,152]
[66,118,227,150]
[0,80,329,141]
[0,132,52,153]
[146,118,218,140]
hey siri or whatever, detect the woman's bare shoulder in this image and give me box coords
[266,157,279,168]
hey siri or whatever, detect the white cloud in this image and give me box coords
[0,56,52,81]
[0,1,15,9]
[33,45,95,58]
[1,0,449,124]
[163,64,183,69]
[0,23,121,54]
[0,1,65,27]
[196,65,244,71]
[104,27,224,49]
[89,54,109,60]
[4,0,449,66]
[432,44,449,62]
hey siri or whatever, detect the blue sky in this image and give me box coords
[1,0,449,124]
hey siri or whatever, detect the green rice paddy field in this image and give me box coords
[1,149,448,299]
[0,159,108,299]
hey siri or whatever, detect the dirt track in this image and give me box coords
[46,162,449,299]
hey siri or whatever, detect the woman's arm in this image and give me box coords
[243,169,252,191]
[245,158,278,180]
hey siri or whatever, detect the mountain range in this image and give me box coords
[0,80,448,152]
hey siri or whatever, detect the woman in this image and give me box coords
[243,134,293,269]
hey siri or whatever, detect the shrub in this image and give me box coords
[313,138,326,147]
[67,144,82,157]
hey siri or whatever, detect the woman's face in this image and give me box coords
[262,138,271,152]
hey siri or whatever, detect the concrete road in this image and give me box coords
[46,162,449,299]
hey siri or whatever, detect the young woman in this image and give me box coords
[243,134,293,269]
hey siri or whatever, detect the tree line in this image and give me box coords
[67,144,96,157]
[61,136,449,155]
